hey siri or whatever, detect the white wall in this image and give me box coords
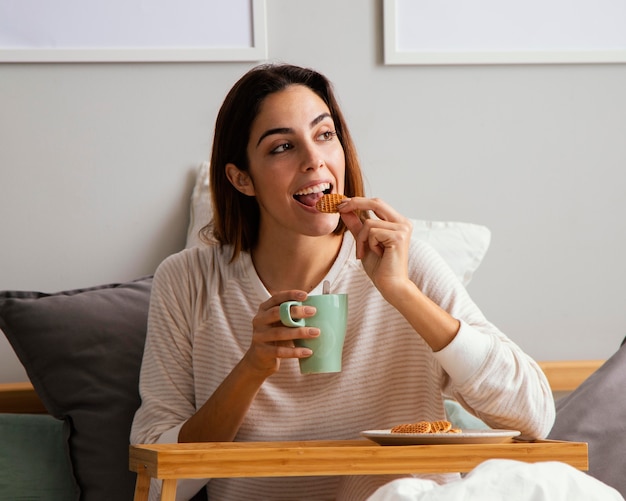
[2,0,626,382]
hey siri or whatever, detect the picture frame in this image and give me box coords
[0,0,267,63]
[384,0,626,65]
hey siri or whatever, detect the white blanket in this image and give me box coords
[367,459,624,501]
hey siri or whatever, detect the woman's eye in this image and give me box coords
[271,142,292,154]
[318,130,337,142]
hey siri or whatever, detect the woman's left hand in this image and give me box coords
[338,197,413,299]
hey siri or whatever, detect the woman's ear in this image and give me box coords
[225,163,255,196]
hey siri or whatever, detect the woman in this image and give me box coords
[131,63,555,501]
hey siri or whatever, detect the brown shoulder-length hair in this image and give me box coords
[201,63,367,260]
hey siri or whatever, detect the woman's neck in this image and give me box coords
[251,232,343,295]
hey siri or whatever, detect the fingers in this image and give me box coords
[258,290,315,330]
[339,197,412,259]
[338,197,407,224]
[339,209,363,238]
[262,289,307,309]
[362,219,412,256]
[252,290,320,360]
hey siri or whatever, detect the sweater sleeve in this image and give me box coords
[130,251,199,445]
[410,240,555,440]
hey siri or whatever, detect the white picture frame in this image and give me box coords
[384,0,626,65]
[0,0,267,63]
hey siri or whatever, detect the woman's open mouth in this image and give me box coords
[293,183,332,208]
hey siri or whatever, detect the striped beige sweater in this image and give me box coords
[131,234,555,501]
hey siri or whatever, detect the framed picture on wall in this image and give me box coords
[0,0,267,63]
[384,0,626,65]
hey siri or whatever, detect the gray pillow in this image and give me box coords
[0,277,152,501]
[548,340,626,497]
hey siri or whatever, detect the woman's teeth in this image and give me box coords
[293,183,331,196]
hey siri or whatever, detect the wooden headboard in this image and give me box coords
[0,360,604,415]
[537,360,603,392]
[0,381,47,413]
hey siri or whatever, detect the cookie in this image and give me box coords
[390,421,431,434]
[315,193,347,213]
[429,420,453,433]
[390,419,460,434]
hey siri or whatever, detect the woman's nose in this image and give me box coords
[301,144,324,171]
[305,158,324,171]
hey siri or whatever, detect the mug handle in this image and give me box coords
[279,301,305,327]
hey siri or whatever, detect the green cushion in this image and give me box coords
[445,399,491,430]
[0,413,79,500]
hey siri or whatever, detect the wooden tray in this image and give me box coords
[129,438,588,501]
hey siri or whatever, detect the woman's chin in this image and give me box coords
[306,217,342,237]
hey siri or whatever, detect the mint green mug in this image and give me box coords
[279,294,348,374]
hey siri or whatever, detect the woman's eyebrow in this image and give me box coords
[256,127,291,147]
[255,113,333,147]
[310,112,332,127]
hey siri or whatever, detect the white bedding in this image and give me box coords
[367,459,624,501]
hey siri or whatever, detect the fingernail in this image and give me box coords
[303,306,316,315]
[308,328,320,337]
[296,291,307,300]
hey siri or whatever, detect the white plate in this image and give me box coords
[360,429,521,446]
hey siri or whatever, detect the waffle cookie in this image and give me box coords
[315,193,347,213]
[390,421,431,434]
[391,419,460,434]
[429,420,453,433]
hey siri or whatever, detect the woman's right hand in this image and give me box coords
[180,290,319,443]
[243,290,320,376]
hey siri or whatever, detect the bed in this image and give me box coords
[0,163,620,500]
[0,359,606,501]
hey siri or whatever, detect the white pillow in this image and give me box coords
[185,162,490,286]
[186,161,212,249]
[410,219,490,286]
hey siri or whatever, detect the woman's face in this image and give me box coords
[232,84,346,239]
